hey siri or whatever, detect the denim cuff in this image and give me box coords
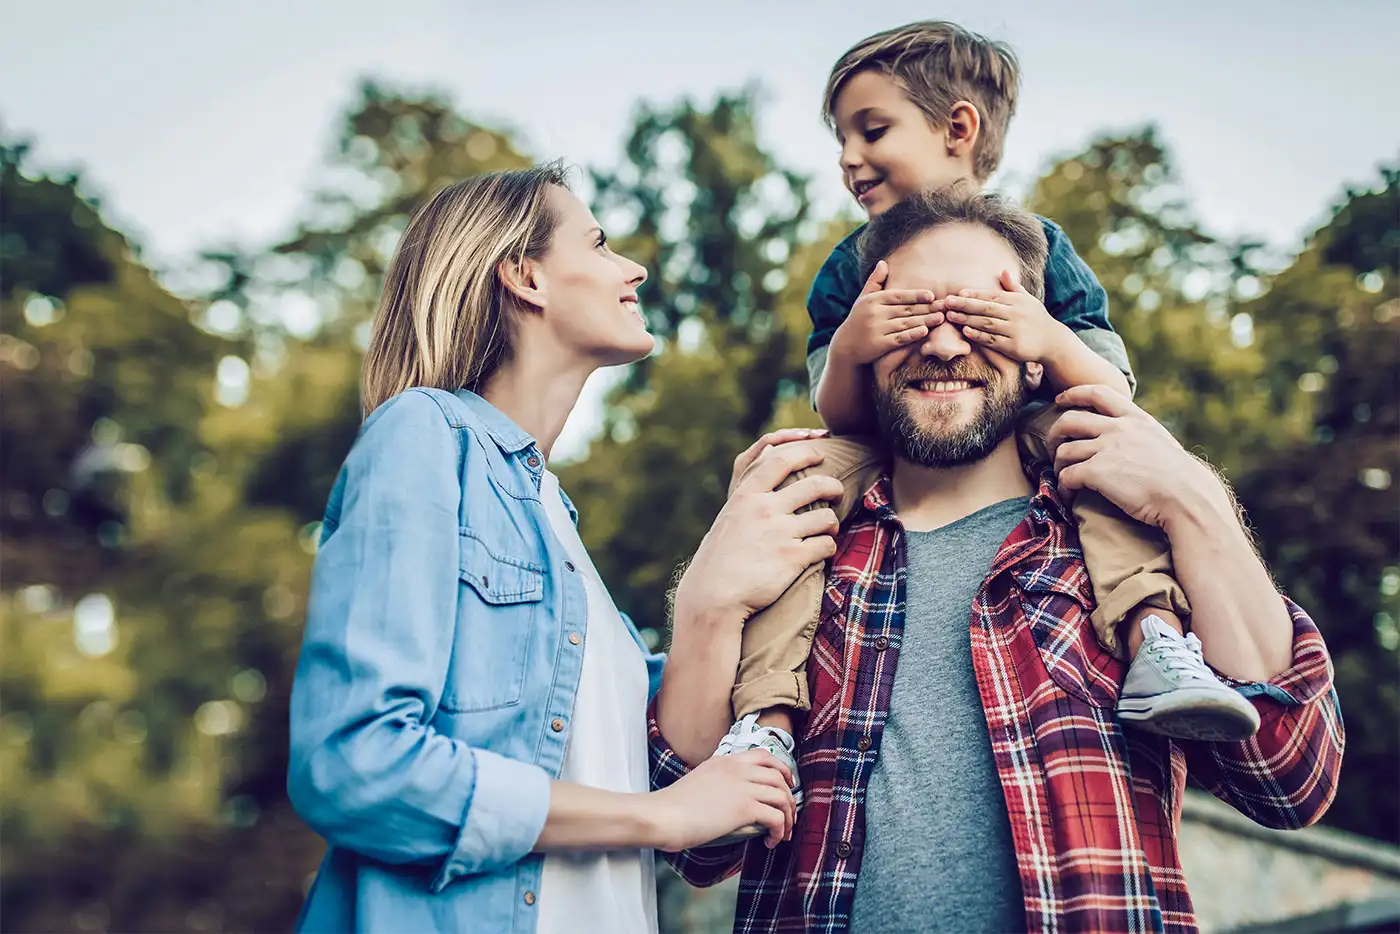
[431,749,551,892]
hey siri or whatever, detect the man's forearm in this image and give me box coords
[655,600,746,767]
[814,346,875,434]
[1163,481,1294,682]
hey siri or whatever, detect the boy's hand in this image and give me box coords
[829,260,943,365]
[944,269,1077,365]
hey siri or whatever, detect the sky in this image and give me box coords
[3,0,1397,455]
[4,0,1397,267]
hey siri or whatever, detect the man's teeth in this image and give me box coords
[915,380,973,392]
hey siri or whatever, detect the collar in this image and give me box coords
[452,389,538,456]
[846,463,1091,607]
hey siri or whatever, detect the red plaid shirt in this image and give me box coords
[648,470,1344,934]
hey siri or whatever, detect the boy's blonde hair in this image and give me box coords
[361,162,569,415]
[823,21,1021,181]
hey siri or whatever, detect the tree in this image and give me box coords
[559,89,818,638]
[1236,166,1400,843]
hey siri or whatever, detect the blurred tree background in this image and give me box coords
[1,82,1396,932]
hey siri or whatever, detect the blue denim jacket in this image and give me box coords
[289,388,665,934]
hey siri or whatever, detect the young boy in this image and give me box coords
[710,21,1259,819]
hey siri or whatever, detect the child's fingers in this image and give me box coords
[860,260,889,295]
[946,311,1007,334]
[960,326,1012,352]
[955,288,1010,302]
[876,288,937,308]
[887,324,930,346]
[882,304,939,324]
[944,295,1011,318]
[999,269,1029,294]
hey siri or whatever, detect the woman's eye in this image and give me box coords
[863,126,888,144]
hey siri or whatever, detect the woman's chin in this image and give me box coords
[598,331,655,366]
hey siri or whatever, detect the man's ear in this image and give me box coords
[498,257,546,312]
[946,101,982,161]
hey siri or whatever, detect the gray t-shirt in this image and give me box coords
[849,497,1029,934]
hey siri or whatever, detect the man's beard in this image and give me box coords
[872,359,1027,468]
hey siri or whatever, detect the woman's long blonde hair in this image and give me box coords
[361,162,569,415]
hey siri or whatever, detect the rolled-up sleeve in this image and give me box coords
[287,390,550,891]
[646,697,747,887]
[1184,598,1345,830]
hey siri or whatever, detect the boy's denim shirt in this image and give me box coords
[804,216,1135,404]
[288,388,664,934]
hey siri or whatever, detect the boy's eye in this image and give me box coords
[863,126,888,143]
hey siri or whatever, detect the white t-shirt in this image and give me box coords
[536,470,658,934]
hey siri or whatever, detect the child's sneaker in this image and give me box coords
[1116,615,1261,742]
[698,713,802,847]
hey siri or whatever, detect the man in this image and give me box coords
[650,190,1344,934]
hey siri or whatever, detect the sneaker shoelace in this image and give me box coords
[1146,631,1211,682]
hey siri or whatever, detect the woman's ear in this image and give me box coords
[498,257,546,312]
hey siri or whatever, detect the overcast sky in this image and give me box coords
[4,0,1397,268]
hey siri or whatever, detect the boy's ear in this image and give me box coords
[946,101,982,161]
[498,257,546,312]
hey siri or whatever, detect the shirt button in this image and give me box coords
[565,561,576,572]
[874,636,889,651]
[568,632,581,645]
[526,455,541,469]
[835,841,853,859]
[481,575,489,588]
[551,718,565,732]
[524,891,536,906]
[857,735,872,751]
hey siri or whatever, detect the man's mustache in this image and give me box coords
[890,359,999,389]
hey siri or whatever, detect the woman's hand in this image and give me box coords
[644,750,796,851]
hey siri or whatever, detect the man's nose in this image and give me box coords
[919,317,972,362]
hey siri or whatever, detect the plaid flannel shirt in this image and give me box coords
[648,469,1344,934]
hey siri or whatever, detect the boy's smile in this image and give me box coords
[832,69,980,218]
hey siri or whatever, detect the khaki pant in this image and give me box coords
[730,406,1191,719]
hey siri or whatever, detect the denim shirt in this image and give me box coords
[804,217,1136,405]
[288,388,665,934]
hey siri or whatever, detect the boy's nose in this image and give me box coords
[839,142,862,174]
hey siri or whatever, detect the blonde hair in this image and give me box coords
[360,161,570,415]
[823,21,1021,181]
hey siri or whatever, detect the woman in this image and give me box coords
[287,163,833,934]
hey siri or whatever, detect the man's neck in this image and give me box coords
[890,437,1032,533]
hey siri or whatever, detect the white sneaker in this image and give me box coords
[1117,615,1261,742]
[699,713,802,847]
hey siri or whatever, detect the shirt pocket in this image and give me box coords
[440,529,545,713]
[1012,568,1123,710]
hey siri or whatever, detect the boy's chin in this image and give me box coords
[861,193,899,219]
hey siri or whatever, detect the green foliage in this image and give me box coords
[561,89,816,635]
[1,81,1394,934]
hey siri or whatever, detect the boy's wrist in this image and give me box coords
[1040,323,1096,388]
[827,323,857,366]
